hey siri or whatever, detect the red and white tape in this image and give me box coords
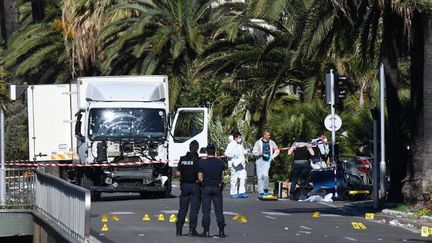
[5,160,171,167]
[5,144,323,167]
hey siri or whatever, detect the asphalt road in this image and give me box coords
[90,186,430,243]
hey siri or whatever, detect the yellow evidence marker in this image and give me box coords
[169,214,177,223]
[101,224,109,232]
[232,214,241,221]
[240,216,248,223]
[421,226,429,237]
[111,214,119,222]
[101,215,109,223]
[312,212,320,218]
[365,213,374,220]
[185,217,189,222]
[352,222,367,230]
[158,214,165,221]
[352,222,360,229]
[143,214,150,222]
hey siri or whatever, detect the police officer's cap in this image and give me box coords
[189,140,199,151]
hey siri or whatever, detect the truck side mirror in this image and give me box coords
[75,111,85,143]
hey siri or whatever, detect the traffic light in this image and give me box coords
[325,71,347,105]
[335,73,347,101]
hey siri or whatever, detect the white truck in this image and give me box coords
[11,76,208,200]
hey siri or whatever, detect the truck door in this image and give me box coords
[168,108,208,167]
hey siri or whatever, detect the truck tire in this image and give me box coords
[162,177,172,198]
[79,169,101,201]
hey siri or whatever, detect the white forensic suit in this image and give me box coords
[252,138,279,194]
[224,140,248,196]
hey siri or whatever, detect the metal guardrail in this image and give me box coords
[35,171,90,243]
[2,168,35,209]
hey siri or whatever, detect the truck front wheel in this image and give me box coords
[79,168,101,201]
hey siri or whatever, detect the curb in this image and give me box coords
[338,202,432,234]
[380,209,432,233]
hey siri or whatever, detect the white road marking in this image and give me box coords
[344,237,357,241]
[138,234,145,237]
[300,226,312,230]
[109,212,135,215]
[161,210,178,214]
[320,214,342,217]
[262,212,291,216]
[265,216,276,219]
[319,202,339,208]
[223,211,238,215]
[298,231,311,234]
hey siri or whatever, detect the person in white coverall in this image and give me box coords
[224,132,249,199]
[252,130,280,196]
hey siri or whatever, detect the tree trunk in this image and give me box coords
[381,6,405,201]
[422,11,432,195]
[0,0,18,43]
[31,0,45,23]
[402,10,424,202]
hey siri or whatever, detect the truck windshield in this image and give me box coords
[88,108,166,141]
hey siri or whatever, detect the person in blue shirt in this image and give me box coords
[252,131,280,196]
[198,144,226,238]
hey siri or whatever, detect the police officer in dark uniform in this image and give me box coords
[176,140,200,237]
[198,144,226,238]
[288,135,315,200]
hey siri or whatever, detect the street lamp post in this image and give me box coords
[379,64,386,199]
[0,108,5,206]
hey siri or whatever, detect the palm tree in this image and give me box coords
[3,21,71,84]
[62,0,118,77]
[3,0,117,83]
[403,4,432,201]
[0,0,18,42]
[98,0,216,110]
[196,1,318,132]
[421,9,432,198]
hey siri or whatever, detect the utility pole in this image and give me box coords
[0,108,5,206]
[379,63,386,199]
[329,69,338,199]
[371,107,379,209]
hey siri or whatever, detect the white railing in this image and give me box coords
[35,171,90,243]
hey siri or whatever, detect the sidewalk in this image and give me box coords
[339,200,432,234]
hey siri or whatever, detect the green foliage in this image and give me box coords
[99,0,216,108]
[5,101,28,160]
[3,22,71,84]
[177,77,223,107]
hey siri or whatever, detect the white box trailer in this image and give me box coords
[27,84,78,161]
[11,76,208,200]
